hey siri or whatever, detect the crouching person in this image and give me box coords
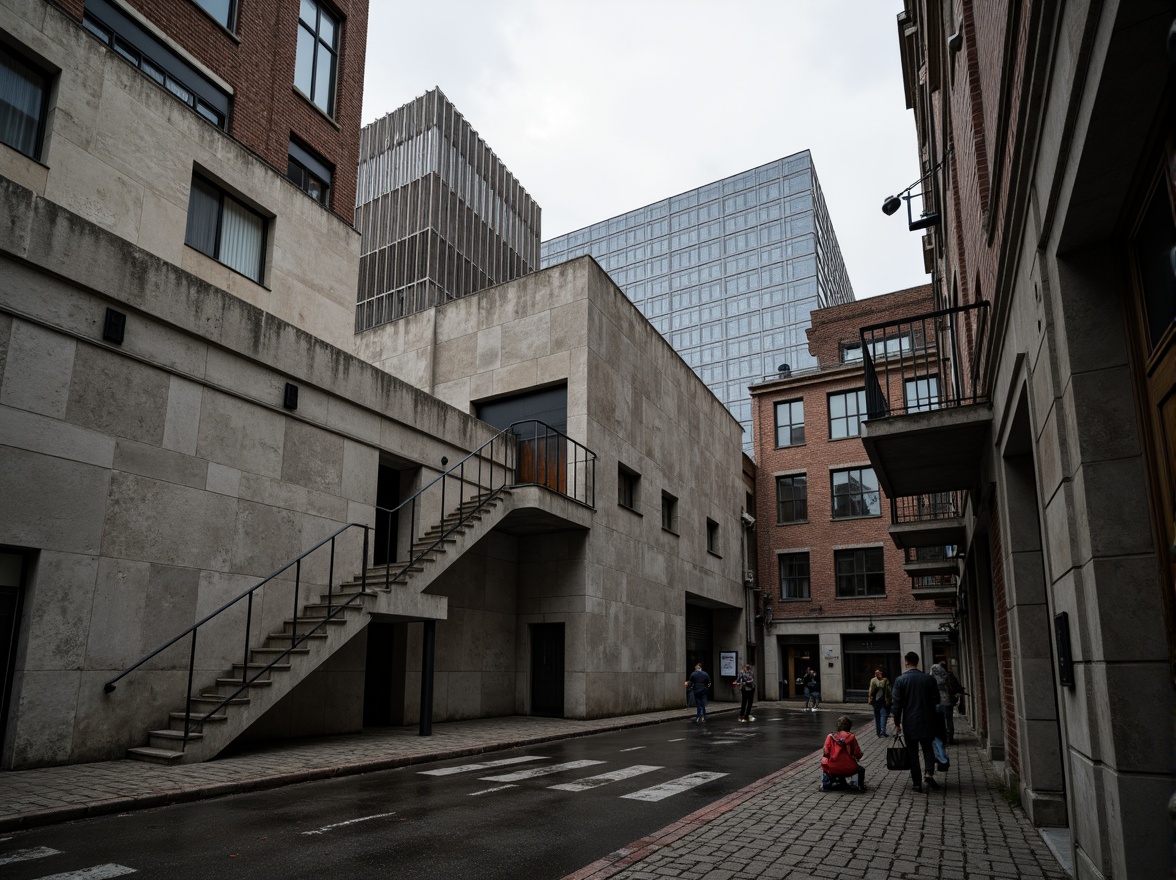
[820,715,866,792]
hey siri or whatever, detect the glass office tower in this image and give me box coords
[355,88,542,331]
[541,151,854,455]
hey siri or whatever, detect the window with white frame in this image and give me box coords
[185,175,266,283]
[828,389,867,439]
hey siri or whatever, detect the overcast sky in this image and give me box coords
[360,1,927,299]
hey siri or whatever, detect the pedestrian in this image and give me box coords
[891,651,946,792]
[868,668,892,737]
[802,667,821,712]
[930,659,956,745]
[685,662,711,723]
[820,714,866,791]
[733,663,756,721]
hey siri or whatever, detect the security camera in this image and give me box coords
[740,512,756,528]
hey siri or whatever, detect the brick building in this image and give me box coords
[751,284,952,703]
[857,3,1174,877]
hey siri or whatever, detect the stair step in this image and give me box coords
[127,746,185,765]
[267,630,329,642]
[192,694,249,706]
[150,728,202,742]
[170,710,230,724]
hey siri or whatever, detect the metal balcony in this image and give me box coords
[910,573,959,602]
[903,544,960,579]
[888,490,966,550]
[859,302,992,497]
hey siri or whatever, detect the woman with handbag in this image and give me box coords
[733,664,756,722]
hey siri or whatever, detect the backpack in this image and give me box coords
[824,734,856,773]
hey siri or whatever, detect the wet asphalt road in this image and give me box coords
[0,707,869,880]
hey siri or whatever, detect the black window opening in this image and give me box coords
[775,474,807,524]
[185,175,267,283]
[82,0,231,130]
[0,43,50,160]
[831,467,881,518]
[661,491,679,533]
[287,138,332,206]
[835,547,886,597]
[192,0,236,30]
[295,0,339,116]
[706,518,720,555]
[779,552,810,600]
[618,465,639,511]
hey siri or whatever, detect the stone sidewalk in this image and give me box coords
[0,703,1070,879]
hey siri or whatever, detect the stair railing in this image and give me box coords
[103,419,594,750]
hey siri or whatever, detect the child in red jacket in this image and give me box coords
[820,715,866,791]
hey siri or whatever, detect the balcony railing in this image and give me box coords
[891,490,965,524]
[861,302,990,420]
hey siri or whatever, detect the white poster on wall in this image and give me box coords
[720,651,738,676]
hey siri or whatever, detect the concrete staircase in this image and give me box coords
[127,490,512,765]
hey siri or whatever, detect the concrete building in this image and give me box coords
[541,152,855,455]
[0,0,748,769]
[354,88,542,331]
[858,3,1174,877]
[750,285,952,704]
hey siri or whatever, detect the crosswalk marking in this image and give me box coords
[548,765,663,792]
[32,865,136,880]
[621,772,727,802]
[0,847,62,866]
[419,756,546,776]
[619,746,645,752]
[469,784,517,796]
[480,759,605,782]
[667,737,685,742]
[301,812,396,835]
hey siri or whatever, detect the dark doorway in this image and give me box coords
[842,634,900,702]
[530,623,564,717]
[374,464,401,567]
[477,386,569,493]
[684,604,714,677]
[0,551,28,761]
[363,621,404,726]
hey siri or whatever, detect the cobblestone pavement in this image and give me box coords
[0,703,1069,880]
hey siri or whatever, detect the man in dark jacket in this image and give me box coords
[891,651,946,792]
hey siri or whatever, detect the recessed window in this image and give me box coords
[83,0,230,130]
[775,474,807,524]
[618,464,640,511]
[192,0,236,29]
[661,491,679,533]
[828,389,867,439]
[840,341,863,363]
[706,518,720,555]
[835,547,886,597]
[779,552,810,600]
[0,43,50,160]
[185,175,267,283]
[295,0,339,116]
[831,467,881,518]
[904,376,940,413]
[774,399,804,447]
[287,138,332,206]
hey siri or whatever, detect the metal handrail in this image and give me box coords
[890,490,965,524]
[104,419,595,750]
[860,301,990,420]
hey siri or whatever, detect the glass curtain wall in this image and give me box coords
[541,152,854,455]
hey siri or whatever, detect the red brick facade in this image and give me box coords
[988,495,1018,774]
[53,0,366,224]
[752,285,939,622]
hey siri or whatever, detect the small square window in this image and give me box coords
[828,389,867,439]
[779,552,810,599]
[661,491,679,533]
[831,467,881,519]
[706,518,720,555]
[774,399,804,447]
[835,547,886,597]
[0,44,51,160]
[618,464,640,511]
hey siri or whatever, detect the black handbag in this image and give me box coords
[886,734,911,771]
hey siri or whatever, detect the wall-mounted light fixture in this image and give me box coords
[881,150,951,231]
[867,615,876,633]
